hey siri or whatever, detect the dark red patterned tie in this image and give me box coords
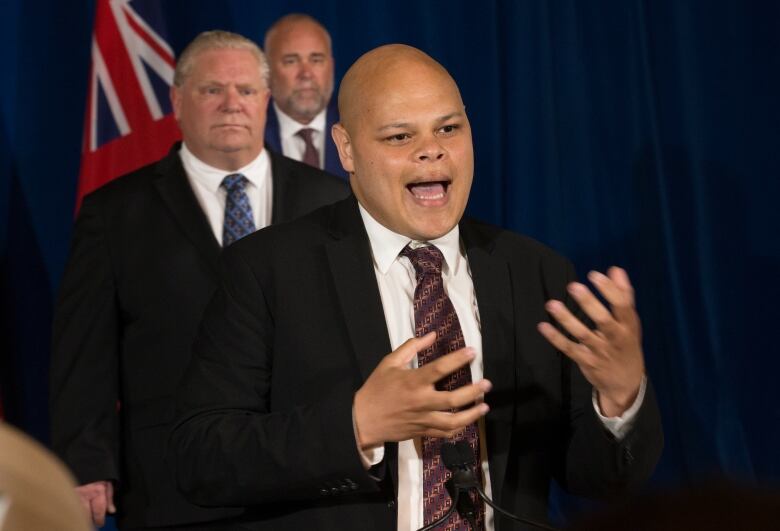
[400,245,484,531]
[296,127,320,169]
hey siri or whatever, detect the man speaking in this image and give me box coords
[171,44,662,530]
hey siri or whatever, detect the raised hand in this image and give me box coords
[353,331,491,450]
[537,266,644,417]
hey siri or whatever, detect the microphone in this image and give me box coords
[441,441,559,531]
[417,442,474,531]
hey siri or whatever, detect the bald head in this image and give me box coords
[331,44,473,241]
[338,44,463,131]
[264,13,334,124]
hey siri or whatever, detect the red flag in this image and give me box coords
[76,0,180,211]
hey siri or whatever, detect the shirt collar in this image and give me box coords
[274,102,327,139]
[179,142,270,194]
[358,202,462,276]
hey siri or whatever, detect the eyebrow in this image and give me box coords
[377,111,465,132]
[280,52,327,60]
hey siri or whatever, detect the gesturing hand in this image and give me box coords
[353,331,491,450]
[537,266,644,417]
[75,480,115,527]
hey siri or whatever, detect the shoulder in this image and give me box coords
[232,199,339,256]
[220,199,345,290]
[462,217,567,261]
[461,216,576,281]
[81,148,179,207]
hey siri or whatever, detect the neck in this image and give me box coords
[193,147,263,172]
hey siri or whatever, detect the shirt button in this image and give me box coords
[319,488,329,496]
[387,500,396,508]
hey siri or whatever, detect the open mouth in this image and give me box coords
[406,180,451,201]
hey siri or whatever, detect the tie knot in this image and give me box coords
[221,173,248,193]
[400,245,444,277]
[297,127,316,143]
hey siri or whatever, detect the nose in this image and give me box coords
[220,86,241,111]
[297,61,314,80]
[415,135,446,162]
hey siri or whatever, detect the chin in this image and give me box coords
[409,222,457,241]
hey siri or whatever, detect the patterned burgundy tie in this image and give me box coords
[296,127,320,168]
[400,245,485,531]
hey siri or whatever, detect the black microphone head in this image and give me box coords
[455,440,476,466]
[441,442,461,471]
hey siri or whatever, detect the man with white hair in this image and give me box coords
[50,30,347,530]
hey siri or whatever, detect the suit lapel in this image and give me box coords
[324,198,398,491]
[324,198,392,382]
[152,147,221,275]
[460,218,516,505]
[269,149,291,224]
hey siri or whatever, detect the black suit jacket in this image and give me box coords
[264,99,348,179]
[170,196,663,530]
[49,145,349,529]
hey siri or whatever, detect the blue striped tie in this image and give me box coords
[221,173,256,247]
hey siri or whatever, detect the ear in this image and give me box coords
[331,122,355,173]
[170,85,182,121]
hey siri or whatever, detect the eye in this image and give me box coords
[201,86,221,95]
[385,133,412,144]
[438,124,459,135]
[239,88,257,96]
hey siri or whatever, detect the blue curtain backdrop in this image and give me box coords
[1,0,778,523]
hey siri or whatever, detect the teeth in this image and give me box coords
[413,192,445,200]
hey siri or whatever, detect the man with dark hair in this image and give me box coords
[50,30,347,530]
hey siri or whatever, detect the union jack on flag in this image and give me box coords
[76,0,180,210]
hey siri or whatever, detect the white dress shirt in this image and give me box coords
[273,102,327,169]
[356,204,646,531]
[179,142,273,246]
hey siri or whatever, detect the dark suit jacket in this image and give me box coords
[49,145,349,529]
[170,196,663,531]
[264,99,348,179]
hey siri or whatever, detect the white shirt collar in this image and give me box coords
[179,142,270,194]
[358,202,462,276]
[274,102,327,140]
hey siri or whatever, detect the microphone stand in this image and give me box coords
[416,442,559,531]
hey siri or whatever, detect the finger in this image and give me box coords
[422,402,490,437]
[91,492,108,527]
[106,481,116,514]
[545,300,606,350]
[589,269,634,319]
[428,379,492,411]
[608,266,635,302]
[566,282,622,338]
[607,266,640,324]
[537,321,598,367]
[387,332,437,368]
[415,347,476,384]
[77,491,92,523]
